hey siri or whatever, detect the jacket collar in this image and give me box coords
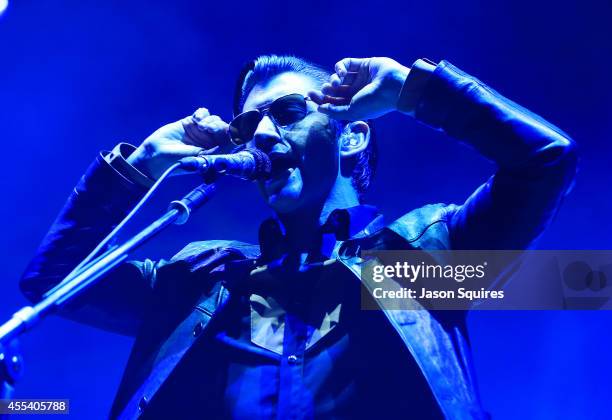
[257,205,381,263]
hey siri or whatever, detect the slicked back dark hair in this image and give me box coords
[232,55,377,202]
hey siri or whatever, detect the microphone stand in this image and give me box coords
[0,341,23,419]
[0,182,216,347]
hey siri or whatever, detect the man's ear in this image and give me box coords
[339,121,370,158]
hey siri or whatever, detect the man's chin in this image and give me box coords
[259,168,304,213]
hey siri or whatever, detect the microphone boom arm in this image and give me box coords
[0,182,217,345]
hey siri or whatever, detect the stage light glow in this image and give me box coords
[0,0,8,16]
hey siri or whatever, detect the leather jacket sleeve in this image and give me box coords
[19,153,157,336]
[399,60,578,249]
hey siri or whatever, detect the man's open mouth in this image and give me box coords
[268,152,297,179]
[263,152,298,190]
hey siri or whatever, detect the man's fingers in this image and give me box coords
[192,107,210,122]
[183,109,230,149]
[317,80,382,121]
[334,60,348,78]
[207,119,229,132]
[323,95,351,106]
[182,118,215,148]
[334,58,365,78]
[341,71,358,86]
[330,71,359,89]
[321,83,354,97]
[309,89,351,106]
[317,103,354,120]
[308,90,325,104]
[330,73,342,87]
[200,115,220,131]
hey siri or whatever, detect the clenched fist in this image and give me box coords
[128,108,233,180]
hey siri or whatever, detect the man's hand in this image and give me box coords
[127,108,232,180]
[310,57,410,121]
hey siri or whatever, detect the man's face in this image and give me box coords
[242,72,340,214]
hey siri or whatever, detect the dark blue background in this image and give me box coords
[1,0,611,418]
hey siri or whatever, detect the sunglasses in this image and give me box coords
[229,93,312,145]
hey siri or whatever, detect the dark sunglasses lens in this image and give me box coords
[229,111,261,144]
[270,95,307,126]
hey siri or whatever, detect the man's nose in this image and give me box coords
[252,115,281,152]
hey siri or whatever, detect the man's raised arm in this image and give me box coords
[20,108,232,336]
[311,57,577,249]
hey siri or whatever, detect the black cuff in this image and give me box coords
[104,143,155,188]
[397,58,437,116]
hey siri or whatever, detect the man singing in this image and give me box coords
[20,55,577,419]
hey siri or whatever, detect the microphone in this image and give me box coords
[179,148,272,181]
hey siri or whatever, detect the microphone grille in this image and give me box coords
[243,148,272,180]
